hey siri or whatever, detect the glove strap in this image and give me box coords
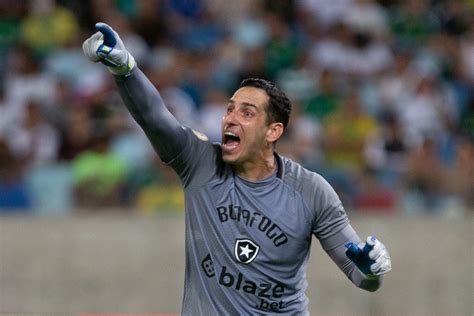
[108,53,135,76]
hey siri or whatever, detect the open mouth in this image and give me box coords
[222,131,241,151]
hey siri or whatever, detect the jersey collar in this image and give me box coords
[274,152,285,180]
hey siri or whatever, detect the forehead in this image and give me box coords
[230,87,269,110]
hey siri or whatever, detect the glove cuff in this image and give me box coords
[358,269,380,280]
[364,273,380,280]
[107,53,135,76]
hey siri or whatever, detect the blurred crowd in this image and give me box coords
[0,0,473,216]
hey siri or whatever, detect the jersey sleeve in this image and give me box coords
[114,68,219,187]
[167,127,222,188]
[309,173,383,291]
[310,174,349,240]
[320,224,383,291]
[114,67,188,163]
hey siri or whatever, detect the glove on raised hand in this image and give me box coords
[82,22,135,76]
[346,236,392,278]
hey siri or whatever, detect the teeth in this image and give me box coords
[224,132,238,137]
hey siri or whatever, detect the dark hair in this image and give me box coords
[239,78,291,129]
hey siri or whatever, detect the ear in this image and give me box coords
[266,122,284,144]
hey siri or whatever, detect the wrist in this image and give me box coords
[358,269,380,280]
[365,274,380,280]
[107,53,135,76]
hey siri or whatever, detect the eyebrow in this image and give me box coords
[228,100,258,110]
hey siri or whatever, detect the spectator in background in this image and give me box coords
[389,0,439,49]
[0,85,23,140]
[0,2,18,103]
[436,0,471,36]
[199,88,228,143]
[0,139,30,211]
[445,137,474,211]
[377,49,417,111]
[129,156,184,213]
[296,0,353,31]
[323,89,379,172]
[263,13,300,79]
[58,105,94,161]
[279,101,323,168]
[100,10,150,67]
[236,45,267,83]
[309,22,353,75]
[180,52,216,108]
[0,1,26,53]
[207,0,256,27]
[6,100,59,167]
[396,74,447,147]
[131,0,170,48]
[147,56,200,129]
[403,136,446,215]
[47,80,76,128]
[342,0,388,38]
[303,68,342,120]
[5,44,56,112]
[72,133,128,209]
[321,89,379,205]
[460,99,474,141]
[347,29,393,78]
[460,23,474,82]
[0,1,471,214]
[20,0,79,56]
[364,112,409,189]
[275,59,316,106]
[167,0,225,54]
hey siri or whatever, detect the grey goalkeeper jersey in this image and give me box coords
[115,68,381,315]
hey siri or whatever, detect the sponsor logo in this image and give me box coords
[219,266,284,299]
[200,254,288,311]
[201,254,215,277]
[234,239,259,264]
[219,266,287,311]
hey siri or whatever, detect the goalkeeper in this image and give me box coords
[83,23,392,315]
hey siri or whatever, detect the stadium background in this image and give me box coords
[0,0,472,315]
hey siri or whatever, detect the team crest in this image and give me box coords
[234,239,260,264]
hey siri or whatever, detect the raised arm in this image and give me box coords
[82,22,187,163]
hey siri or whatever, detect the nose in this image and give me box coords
[223,110,238,127]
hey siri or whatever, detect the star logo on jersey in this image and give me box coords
[234,239,260,264]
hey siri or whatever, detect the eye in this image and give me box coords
[243,110,254,118]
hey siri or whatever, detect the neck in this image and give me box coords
[233,153,277,182]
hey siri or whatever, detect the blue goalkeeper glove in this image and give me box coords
[346,236,392,278]
[82,22,135,76]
